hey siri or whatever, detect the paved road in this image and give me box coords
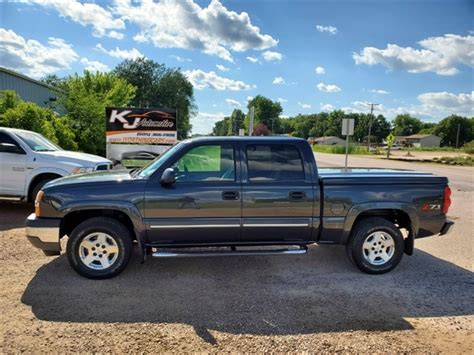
[316,152,473,271]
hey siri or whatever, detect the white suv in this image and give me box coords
[0,128,112,202]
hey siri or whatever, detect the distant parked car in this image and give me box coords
[0,128,112,202]
[383,144,403,150]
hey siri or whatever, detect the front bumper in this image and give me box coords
[26,213,61,256]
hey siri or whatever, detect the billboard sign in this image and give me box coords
[106,107,177,145]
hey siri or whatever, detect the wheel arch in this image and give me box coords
[342,202,418,255]
[58,202,146,260]
[27,172,63,202]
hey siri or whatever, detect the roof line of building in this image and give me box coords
[0,67,56,91]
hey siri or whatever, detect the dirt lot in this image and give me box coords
[1,156,473,352]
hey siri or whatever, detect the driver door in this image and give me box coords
[144,142,241,245]
[0,132,27,197]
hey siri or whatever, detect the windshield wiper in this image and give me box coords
[35,149,56,152]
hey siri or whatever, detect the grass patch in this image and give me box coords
[432,156,473,166]
[312,144,383,155]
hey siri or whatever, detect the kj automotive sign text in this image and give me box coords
[106,107,177,145]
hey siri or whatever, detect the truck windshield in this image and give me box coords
[136,143,183,178]
[15,131,62,152]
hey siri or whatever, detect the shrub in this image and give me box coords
[463,140,474,154]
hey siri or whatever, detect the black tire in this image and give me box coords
[67,217,133,279]
[346,217,404,274]
[31,178,56,202]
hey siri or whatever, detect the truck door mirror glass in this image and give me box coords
[160,168,176,186]
[0,142,25,154]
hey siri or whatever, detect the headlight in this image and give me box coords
[35,190,44,217]
[71,167,94,174]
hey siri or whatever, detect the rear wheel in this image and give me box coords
[67,217,132,279]
[346,217,404,274]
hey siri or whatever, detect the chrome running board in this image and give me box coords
[152,246,307,258]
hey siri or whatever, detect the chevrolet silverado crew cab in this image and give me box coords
[0,128,112,202]
[26,137,453,279]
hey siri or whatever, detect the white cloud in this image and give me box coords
[353,34,474,76]
[320,103,335,112]
[80,58,110,72]
[107,31,124,40]
[113,0,277,62]
[298,101,311,109]
[316,25,338,34]
[170,55,191,62]
[247,96,254,101]
[192,111,226,134]
[184,69,253,90]
[277,97,287,103]
[225,98,241,107]
[337,91,473,119]
[246,56,259,63]
[262,50,283,61]
[216,64,230,71]
[96,43,144,60]
[0,28,78,78]
[315,66,325,75]
[369,89,390,95]
[317,82,341,93]
[417,91,473,117]
[25,0,125,38]
[272,76,285,85]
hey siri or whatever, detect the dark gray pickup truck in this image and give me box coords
[26,137,453,279]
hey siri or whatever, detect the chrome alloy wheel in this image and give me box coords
[79,232,119,270]
[362,231,395,266]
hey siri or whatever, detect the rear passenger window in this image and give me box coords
[246,144,305,181]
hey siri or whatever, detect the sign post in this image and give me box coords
[249,106,255,136]
[341,118,355,171]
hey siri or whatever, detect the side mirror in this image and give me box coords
[0,143,25,154]
[160,168,176,186]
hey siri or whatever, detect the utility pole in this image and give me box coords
[249,106,255,136]
[455,123,461,148]
[366,103,379,151]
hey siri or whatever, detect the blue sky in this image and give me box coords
[1,0,472,134]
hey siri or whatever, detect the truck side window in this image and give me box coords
[172,144,235,182]
[0,132,24,154]
[247,144,305,181]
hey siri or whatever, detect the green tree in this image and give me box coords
[59,71,136,156]
[432,115,474,147]
[419,122,436,134]
[392,114,423,136]
[212,117,230,136]
[227,109,245,135]
[114,58,196,139]
[245,95,282,132]
[0,91,77,150]
[353,113,391,143]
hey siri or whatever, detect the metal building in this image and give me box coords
[0,67,57,107]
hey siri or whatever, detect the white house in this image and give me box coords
[406,134,441,147]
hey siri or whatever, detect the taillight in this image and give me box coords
[442,186,451,214]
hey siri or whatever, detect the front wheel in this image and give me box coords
[67,217,132,279]
[346,217,404,274]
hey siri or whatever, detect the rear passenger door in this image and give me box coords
[241,142,315,243]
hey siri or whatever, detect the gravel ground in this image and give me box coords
[1,156,473,352]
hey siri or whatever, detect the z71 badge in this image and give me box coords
[422,203,441,211]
